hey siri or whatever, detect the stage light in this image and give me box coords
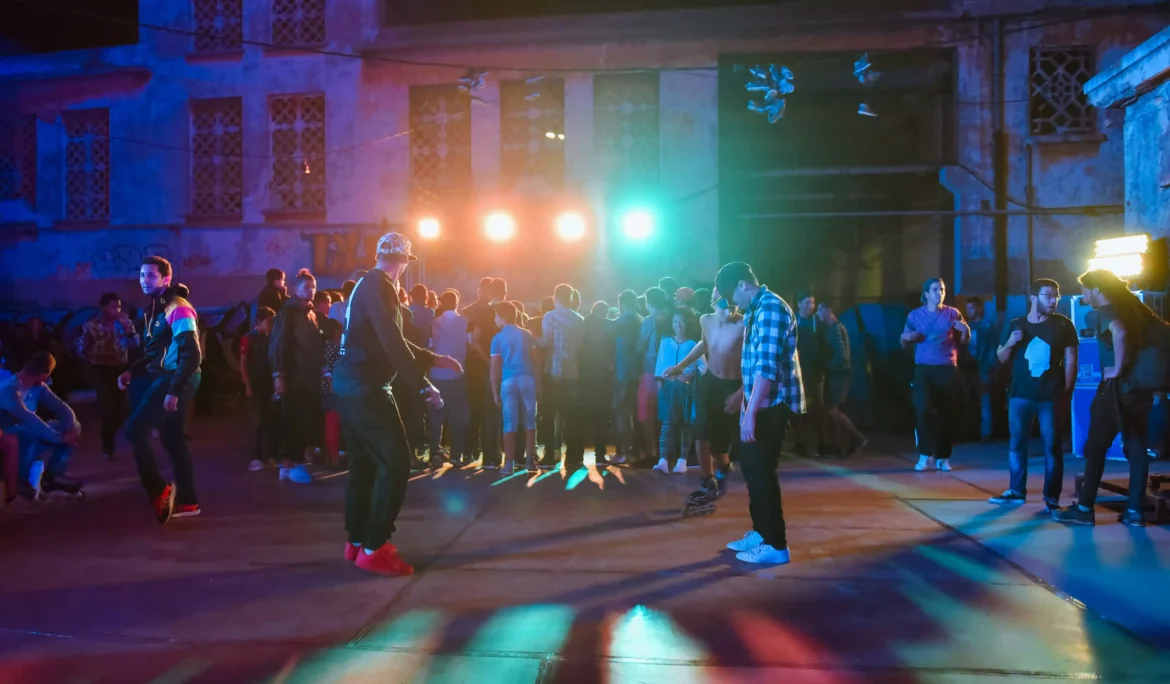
[417,218,440,240]
[620,209,655,241]
[484,212,515,241]
[1090,233,1149,278]
[555,212,586,241]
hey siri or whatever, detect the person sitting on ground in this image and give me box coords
[0,352,82,499]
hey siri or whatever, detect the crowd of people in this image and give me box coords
[0,240,1162,577]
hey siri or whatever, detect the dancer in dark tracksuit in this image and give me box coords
[120,256,202,525]
[333,233,462,576]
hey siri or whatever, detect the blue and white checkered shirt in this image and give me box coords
[741,286,806,415]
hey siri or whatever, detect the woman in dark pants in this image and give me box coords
[901,278,970,472]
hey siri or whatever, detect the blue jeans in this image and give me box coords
[979,391,993,441]
[15,420,75,482]
[1007,397,1063,502]
[125,373,201,506]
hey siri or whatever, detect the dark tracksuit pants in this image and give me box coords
[125,373,201,506]
[282,389,321,464]
[733,403,793,549]
[912,364,960,459]
[1079,380,1152,512]
[337,388,412,550]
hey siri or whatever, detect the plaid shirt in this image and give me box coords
[741,286,805,414]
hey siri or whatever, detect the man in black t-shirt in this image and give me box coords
[989,279,1078,511]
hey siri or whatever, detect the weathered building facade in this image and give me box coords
[1086,24,1170,239]
[0,0,1167,308]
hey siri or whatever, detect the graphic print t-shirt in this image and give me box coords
[1002,314,1078,401]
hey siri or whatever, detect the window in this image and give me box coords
[190,98,243,217]
[0,114,36,209]
[1029,47,1096,136]
[269,94,325,213]
[500,77,565,193]
[62,109,110,221]
[409,85,471,213]
[192,0,243,53]
[594,72,659,187]
[272,0,326,47]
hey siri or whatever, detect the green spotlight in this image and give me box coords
[620,208,655,241]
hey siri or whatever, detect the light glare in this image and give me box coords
[417,218,440,240]
[556,212,586,241]
[621,209,655,241]
[1094,234,1149,258]
[485,212,516,241]
[1088,254,1144,278]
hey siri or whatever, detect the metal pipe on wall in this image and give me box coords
[992,18,1009,322]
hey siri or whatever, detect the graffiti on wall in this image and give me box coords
[89,244,174,280]
[306,231,378,278]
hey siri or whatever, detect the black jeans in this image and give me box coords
[125,373,201,506]
[281,389,321,464]
[581,379,613,458]
[912,364,960,459]
[93,364,128,454]
[1080,380,1152,511]
[338,389,412,550]
[546,378,583,465]
[733,403,792,549]
[249,394,280,464]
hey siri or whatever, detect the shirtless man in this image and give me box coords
[665,291,744,514]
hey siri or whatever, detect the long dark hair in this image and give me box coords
[1078,269,1160,348]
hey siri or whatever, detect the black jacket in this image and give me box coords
[130,286,202,395]
[269,297,325,393]
[333,269,435,394]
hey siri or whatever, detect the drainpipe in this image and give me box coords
[992,18,1009,324]
[1025,138,1035,287]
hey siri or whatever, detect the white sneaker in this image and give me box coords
[736,544,791,565]
[672,458,689,474]
[726,530,764,552]
[936,458,952,472]
[652,458,670,475]
[248,459,264,472]
[915,455,933,471]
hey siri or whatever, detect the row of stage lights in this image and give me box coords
[413,209,657,243]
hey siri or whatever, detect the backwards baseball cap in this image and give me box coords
[376,232,417,261]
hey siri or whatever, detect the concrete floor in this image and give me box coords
[1,414,1168,684]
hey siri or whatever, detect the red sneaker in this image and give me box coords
[354,544,414,576]
[173,504,201,518]
[153,483,176,525]
[344,543,361,562]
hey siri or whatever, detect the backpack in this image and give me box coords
[1120,318,1170,393]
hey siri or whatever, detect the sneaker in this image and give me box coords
[28,460,44,498]
[248,459,264,472]
[286,464,313,484]
[988,490,1025,505]
[688,478,719,504]
[41,475,83,496]
[355,544,414,576]
[1042,500,1063,514]
[153,483,176,525]
[736,544,791,565]
[653,459,670,475]
[173,504,201,518]
[1053,505,1095,526]
[935,458,952,472]
[915,455,933,471]
[672,458,688,474]
[715,463,734,482]
[1119,509,1146,527]
[345,543,361,562]
[726,530,764,553]
[499,462,515,476]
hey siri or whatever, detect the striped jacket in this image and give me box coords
[130,288,202,395]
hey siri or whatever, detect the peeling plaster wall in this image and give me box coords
[1124,79,1170,236]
